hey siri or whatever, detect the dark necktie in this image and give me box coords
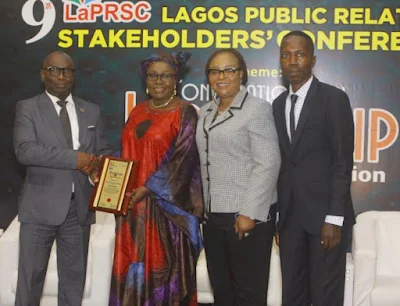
[57,100,73,148]
[290,94,298,143]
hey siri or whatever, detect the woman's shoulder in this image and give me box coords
[176,99,192,108]
[133,101,148,111]
[245,92,266,105]
[125,101,148,121]
[245,92,272,109]
[198,101,212,114]
[241,93,273,120]
[176,99,200,114]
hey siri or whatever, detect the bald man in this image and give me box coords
[13,51,111,306]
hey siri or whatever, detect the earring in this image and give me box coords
[146,88,149,95]
[174,86,177,96]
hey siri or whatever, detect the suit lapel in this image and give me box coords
[203,102,216,133]
[292,77,319,149]
[38,93,69,148]
[209,90,249,131]
[73,96,87,150]
[209,109,234,130]
[276,94,292,156]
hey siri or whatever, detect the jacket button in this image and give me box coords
[292,162,297,167]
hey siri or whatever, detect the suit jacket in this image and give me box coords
[13,93,112,226]
[196,87,281,222]
[272,77,355,234]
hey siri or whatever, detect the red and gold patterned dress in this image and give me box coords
[109,101,203,306]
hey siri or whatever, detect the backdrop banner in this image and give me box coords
[1,0,399,228]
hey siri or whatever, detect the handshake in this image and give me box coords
[77,152,102,182]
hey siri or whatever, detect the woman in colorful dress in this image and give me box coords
[109,52,203,306]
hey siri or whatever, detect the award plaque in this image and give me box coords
[89,156,138,215]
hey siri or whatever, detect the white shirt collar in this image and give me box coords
[288,75,314,99]
[45,91,73,106]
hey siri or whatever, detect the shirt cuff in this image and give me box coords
[325,215,344,226]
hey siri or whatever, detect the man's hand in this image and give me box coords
[89,169,100,184]
[77,153,102,176]
[88,155,102,182]
[127,186,150,209]
[234,215,256,240]
[320,222,342,251]
[77,152,91,174]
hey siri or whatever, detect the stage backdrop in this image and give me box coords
[1,0,399,228]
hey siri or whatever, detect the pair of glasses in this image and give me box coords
[42,66,75,77]
[208,67,241,78]
[147,73,175,82]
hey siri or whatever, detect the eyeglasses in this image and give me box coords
[147,73,175,82]
[42,66,75,77]
[208,67,241,78]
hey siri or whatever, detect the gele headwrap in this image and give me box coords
[140,51,191,81]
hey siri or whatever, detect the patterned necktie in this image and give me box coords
[290,94,298,143]
[57,100,73,149]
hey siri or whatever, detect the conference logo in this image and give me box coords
[21,0,152,44]
[21,0,56,44]
[63,0,152,23]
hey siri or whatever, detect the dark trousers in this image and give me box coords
[15,198,91,306]
[279,201,349,306]
[203,209,275,306]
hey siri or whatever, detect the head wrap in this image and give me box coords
[140,51,191,82]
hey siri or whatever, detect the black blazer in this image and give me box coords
[272,77,355,234]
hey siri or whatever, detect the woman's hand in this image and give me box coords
[234,215,256,240]
[127,186,150,209]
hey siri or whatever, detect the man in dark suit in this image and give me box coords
[272,31,355,306]
[13,51,111,306]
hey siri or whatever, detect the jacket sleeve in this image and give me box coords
[326,90,354,216]
[239,101,281,222]
[13,100,78,169]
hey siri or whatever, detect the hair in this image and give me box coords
[281,31,315,55]
[140,51,191,83]
[204,48,248,85]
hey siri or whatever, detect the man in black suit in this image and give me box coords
[272,31,355,306]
